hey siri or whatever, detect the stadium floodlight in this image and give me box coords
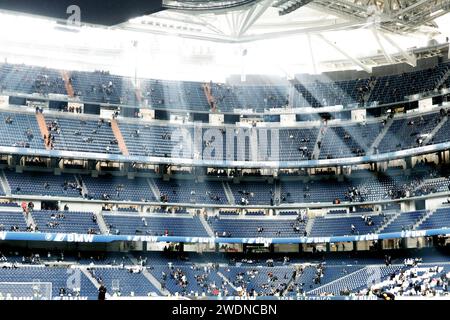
[277,0,314,16]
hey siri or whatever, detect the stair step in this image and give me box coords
[110,119,129,156]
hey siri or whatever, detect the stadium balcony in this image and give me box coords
[1,60,450,115]
[0,105,450,170]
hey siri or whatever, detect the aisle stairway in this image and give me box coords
[110,119,129,156]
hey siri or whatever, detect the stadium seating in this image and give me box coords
[0,63,66,96]
[211,83,289,112]
[5,171,82,198]
[319,122,383,159]
[417,208,450,230]
[310,215,384,237]
[378,112,442,153]
[70,71,137,105]
[45,116,121,154]
[82,175,156,202]
[154,179,227,204]
[1,61,450,113]
[0,111,43,149]
[307,265,404,295]
[0,211,27,231]
[103,214,209,237]
[142,79,210,111]
[382,210,426,233]
[30,210,99,234]
[90,267,159,297]
[210,217,306,238]
[0,266,98,299]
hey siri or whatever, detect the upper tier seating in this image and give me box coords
[0,64,66,95]
[378,112,442,153]
[279,128,319,161]
[0,107,449,164]
[71,71,137,106]
[292,77,369,108]
[45,116,121,154]
[319,122,383,159]
[142,79,210,111]
[118,122,192,158]
[2,61,450,112]
[211,83,289,112]
[0,111,42,149]
[368,63,449,104]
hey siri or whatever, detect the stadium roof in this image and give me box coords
[2,1,450,79]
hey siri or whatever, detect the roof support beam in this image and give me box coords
[371,27,394,64]
[237,0,272,36]
[378,32,417,67]
[307,33,318,74]
[315,34,372,73]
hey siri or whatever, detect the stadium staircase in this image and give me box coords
[0,170,11,196]
[61,71,75,97]
[435,67,450,89]
[127,254,170,296]
[305,218,314,236]
[110,119,129,156]
[95,211,109,234]
[362,78,377,104]
[222,181,235,205]
[413,209,435,230]
[312,125,326,160]
[133,80,142,105]
[422,115,448,145]
[203,83,216,111]
[75,175,89,198]
[199,214,215,237]
[147,178,161,201]
[368,116,394,155]
[79,267,112,299]
[375,212,401,233]
[35,112,51,150]
[24,209,36,229]
[282,271,298,296]
[274,180,281,205]
[216,271,239,292]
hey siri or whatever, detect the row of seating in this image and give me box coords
[1,168,449,205]
[1,206,447,238]
[3,61,450,112]
[1,108,450,160]
[0,253,448,298]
